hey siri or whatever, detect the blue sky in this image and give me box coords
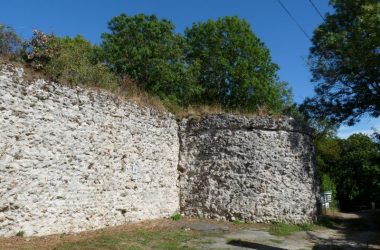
[1,0,379,138]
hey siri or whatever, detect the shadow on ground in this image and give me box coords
[228,239,286,250]
[311,210,380,249]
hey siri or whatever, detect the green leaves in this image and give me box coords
[4,14,293,114]
[307,0,380,125]
[100,14,292,113]
[316,133,380,208]
[185,16,290,112]
[100,14,200,106]
[24,31,117,88]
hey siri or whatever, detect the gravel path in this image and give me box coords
[187,210,380,249]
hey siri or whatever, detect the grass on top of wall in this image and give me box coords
[0,57,286,120]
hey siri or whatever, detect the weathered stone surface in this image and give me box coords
[0,63,179,236]
[0,62,319,237]
[179,114,319,223]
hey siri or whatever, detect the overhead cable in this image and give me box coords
[308,0,326,21]
[276,0,311,40]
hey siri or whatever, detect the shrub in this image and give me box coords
[25,29,60,69]
[170,213,182,221]
[0,24,22,59]
[16,230,25,237]
[46,36,117,88]
[232,219,244,225]
[25,31,117,88]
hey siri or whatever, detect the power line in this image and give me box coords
[308,0,326,21]
[276,0,311,40]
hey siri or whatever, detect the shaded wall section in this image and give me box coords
[178,114,319,223]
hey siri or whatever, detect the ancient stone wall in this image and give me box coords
[0,62,319,237]
[178,115,319,223]
[0,64,179,236]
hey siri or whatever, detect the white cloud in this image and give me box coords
[337,118,380,139]
[338,128,374,139]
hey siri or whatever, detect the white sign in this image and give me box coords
[323,191,332,202]
[132,165,139,181]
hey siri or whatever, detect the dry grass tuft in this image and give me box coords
[117,76,167,112]
[171,104,225,119]
[171,103,275,120]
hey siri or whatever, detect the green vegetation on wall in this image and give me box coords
[46,35,116,88]
[2,13,293,115]
[24,30,117,89]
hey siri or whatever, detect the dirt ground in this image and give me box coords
[0,210,379,250]
[309,210,380,249]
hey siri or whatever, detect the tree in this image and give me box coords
[316,133,380,210]
[0,24,22,59]
[100,14,201,105]
[100,14,293,111]
[306,0,380,125]
[339,134,380,207]
[185,16,292,112]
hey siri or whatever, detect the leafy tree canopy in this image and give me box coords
[185,16,292,112]
[100,14,292,112]
[316,133,380,209]
[100,14,201,105]
[305,0,380,125]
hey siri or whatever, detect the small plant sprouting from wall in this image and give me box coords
[171,213,182,221]
[16,230,24,237]
[232,219,244,225]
